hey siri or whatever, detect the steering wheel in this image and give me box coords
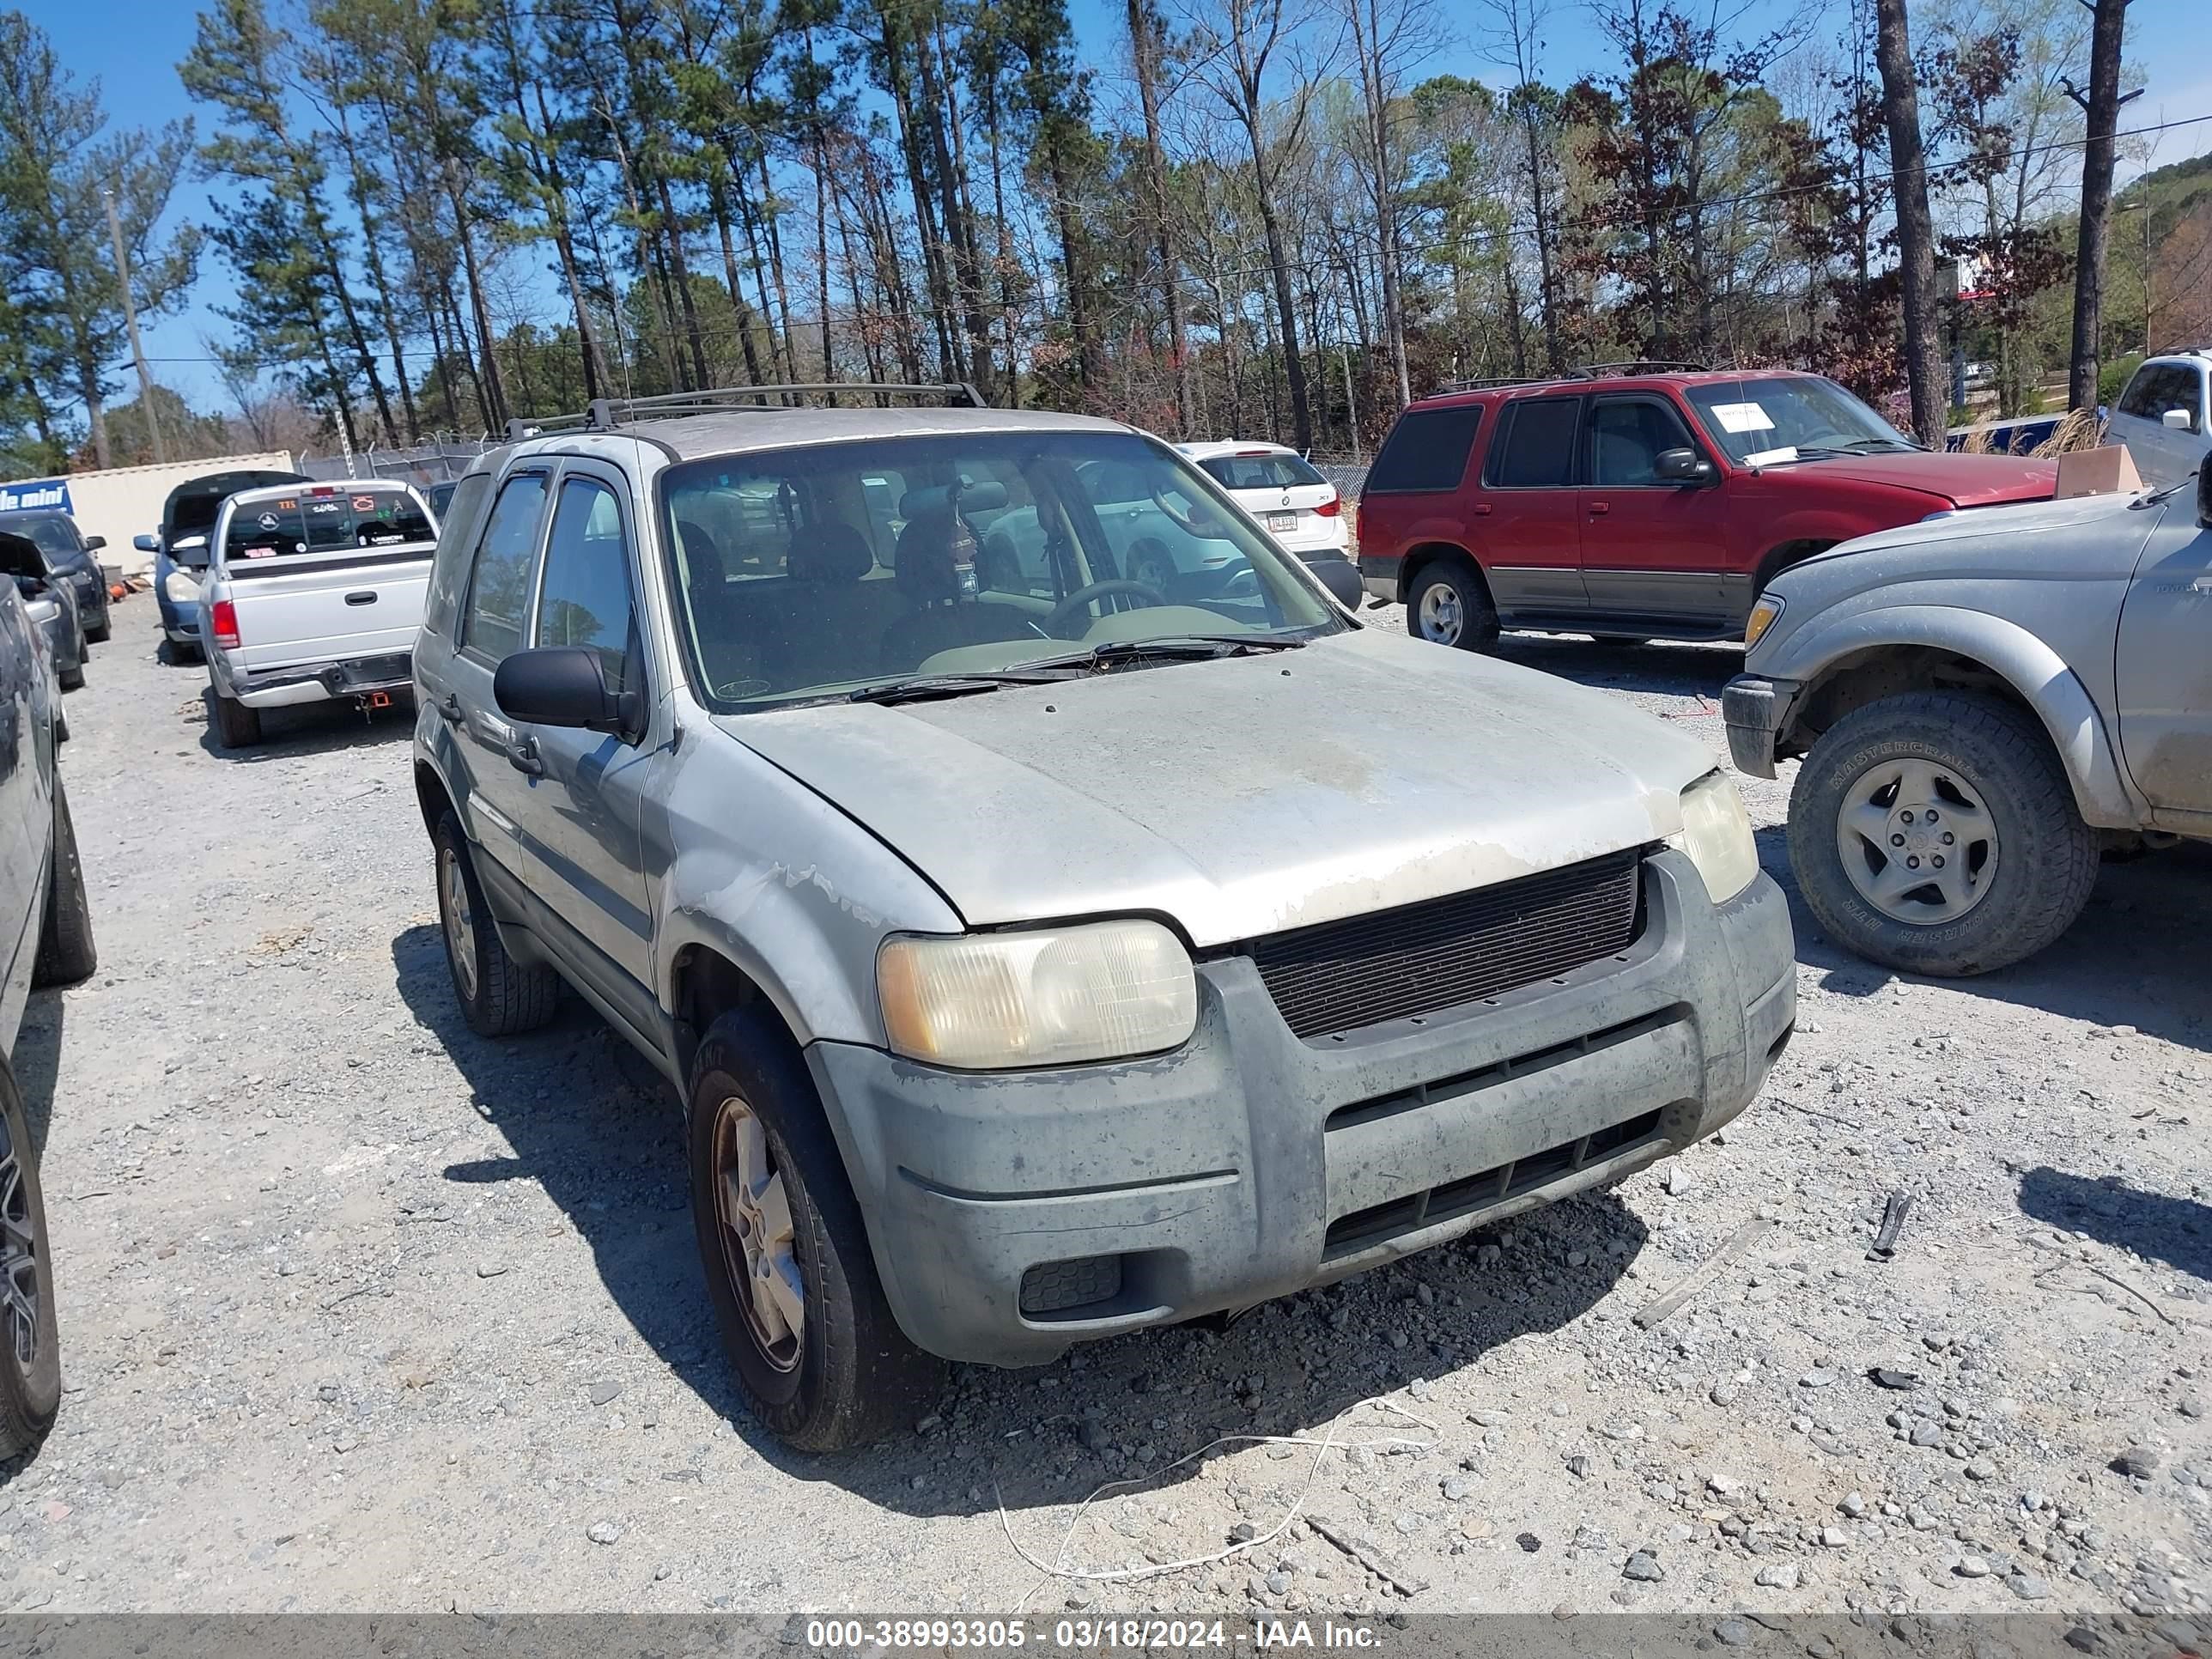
[1044,579,1168,637]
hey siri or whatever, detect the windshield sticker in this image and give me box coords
[351,495,377,512]
[1741,445,1801,466]
[308,500,342,514]
[243,547,276,559]
[276,499,296,510]
[256,513,279,530]
[1709,401,1775,434]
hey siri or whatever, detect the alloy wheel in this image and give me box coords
[439,846,479,1003]
[1417,581,1464,645]
[1834,756,1999,925]
[710,1096,804,1373]
[0,1117,39,1369]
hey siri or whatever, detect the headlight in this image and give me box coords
[163,568,202,604]
[878,920,1198,1070]
[1668,770,1759,903]
[1741,594,1784,652]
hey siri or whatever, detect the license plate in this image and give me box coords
[1267,511,1297,532]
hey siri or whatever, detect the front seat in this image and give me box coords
[878,510,1041,672]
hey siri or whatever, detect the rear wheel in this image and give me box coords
[432,811,560,1037]
[83,618,109,646]
[1407,560,1499,652]
[56,665,82,694]
[0,1054,61,1461]
[688,1007,940,1451]
[33,776,95,988]
[1788,691,2099,975]
[210,691,261,749]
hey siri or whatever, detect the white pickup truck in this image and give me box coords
[202,480,438,748]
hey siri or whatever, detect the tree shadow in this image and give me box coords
[194,690,417,763]
[2016,1167,2212,1283]
[391,923,1648,1516]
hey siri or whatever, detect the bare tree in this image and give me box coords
[1343,0,1436,410]
[1126,0,1194,433]
[2061,0,2138,411]
[1874,0,1949,445]
[1476,0,1563,372]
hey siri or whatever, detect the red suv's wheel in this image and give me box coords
[1407,562,1499,652]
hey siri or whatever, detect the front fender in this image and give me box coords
[1764,603,2141,829]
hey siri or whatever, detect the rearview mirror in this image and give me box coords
[1310,556,1364,610]
[494,646,641,738]
[1656,447,1718,484]
[133,534,159,554]
[2163,409,2195,431]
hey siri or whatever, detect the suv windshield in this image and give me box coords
[662,431,1345,710]
[1685,376,1918,465]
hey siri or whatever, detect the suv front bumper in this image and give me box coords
[1722,675,1803,779]
[808,850,1796,1367]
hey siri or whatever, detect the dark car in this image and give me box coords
[0,512,110,645]
[0,535,84,693]
[135,467,310,659]
[0,566,95,1458]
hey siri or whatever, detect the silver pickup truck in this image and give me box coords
[413,386,1796,1450]
[201,481,437,747]
[1726,463,2211,975]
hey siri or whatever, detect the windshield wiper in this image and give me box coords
[1838,436,1926,453]
[1076,634,1309,666]
[844,669,1075,706]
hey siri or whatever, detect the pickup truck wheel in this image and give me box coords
[1788,690,2099,975]
[33,775,95,988]
[210,691,261,749]
[1407,562,1498,652]
[0,1054,61,1461]
[432,811,561,1036]
[688,1008,941,1451]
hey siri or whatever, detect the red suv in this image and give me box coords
[1356,367,2060,649]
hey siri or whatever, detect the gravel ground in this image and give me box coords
[3,598,2206,1626]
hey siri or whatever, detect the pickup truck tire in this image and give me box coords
[687,1007,941,1452]
[432,811,561,1037]
[210,691,261,750]
[1788,691,2100,976]
[33,775,95,988]
[1407,561,1499,652]
[0,1054,61,1461]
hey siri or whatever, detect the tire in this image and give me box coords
[210,691,261,749]
[1787,690,2099,976]
[33,776,95,988]
[0,1054,61,1461]
[1407,559,1499,652]
[56,666,82,694]
[431,811,560,1037]
[687,1007,941,1451]
[84,619,109,646]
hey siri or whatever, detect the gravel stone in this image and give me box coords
[1622,1552,1663,1583]
[1755,1564,1800,1589]
[586,1521,623,1546]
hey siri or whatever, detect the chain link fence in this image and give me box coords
[296,439,494,489]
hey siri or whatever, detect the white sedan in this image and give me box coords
[1176,441,1351,559]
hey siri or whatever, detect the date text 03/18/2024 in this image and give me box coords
[800,1620,1387,1650]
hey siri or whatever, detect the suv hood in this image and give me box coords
[1778,452,2057,507]
[721,629,1720,947]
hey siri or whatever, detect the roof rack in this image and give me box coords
[503,381,987,443]
[1430,374,1572,394]
[1571,360,1709,378]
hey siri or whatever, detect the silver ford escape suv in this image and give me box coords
[411,384,1796,1450]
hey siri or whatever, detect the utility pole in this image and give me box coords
[104,189,166,465]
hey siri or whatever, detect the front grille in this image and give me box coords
[1324,1108,1665,1256]
[1251,849,1644,1039]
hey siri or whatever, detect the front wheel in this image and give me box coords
[688,1008,940,1451]
[1407,562,1499,652]
[0,1054,60,1461]
[1787,690,2099,975]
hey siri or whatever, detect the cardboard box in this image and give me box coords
[2054,444,2143,498]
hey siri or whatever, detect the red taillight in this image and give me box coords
[1314,493,1341,518]
[211,599,240,650]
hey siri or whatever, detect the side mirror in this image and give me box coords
[15,575,40,597]
[2197,465,2211,530]
[82,534,106,552]
[2163,409,2195,431]
[494,646,641,738]
[133,534,159,554]
[1311,556,1364,610]
[1656,447,1717,484]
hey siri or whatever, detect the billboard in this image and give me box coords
[0,478,74,515]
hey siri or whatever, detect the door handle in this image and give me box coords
[344,591,378,606]
[1472,503,1492,516]
[433,690,464,725]
[1588,501,1611,516]
[507,736,544,777]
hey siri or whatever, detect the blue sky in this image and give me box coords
[19,0,2212,416]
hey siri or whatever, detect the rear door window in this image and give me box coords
[1364,406,1484,493]
[461,472,551,660]
[1486,398,1585,489]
